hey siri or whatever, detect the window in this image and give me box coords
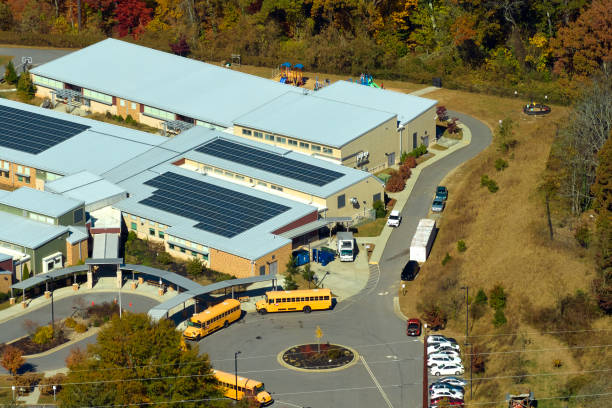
[192,251,197,256]
[180,247,186,253]
[276,136,286,143]
[271,185,283,192]
[169,243,175,249]
[311,145,321,152]
[254,131,263,138]
[265,134,274,141]
[288,139,298,146]
[324,296,330,300]
[299,142,310,149]
[373,193,381,204]
[32,75,64,90]
[149,228,155,236]
[337,194,346,209]
[83,88,113,105]
[158,231,165,239]
[131,222,137,230]
[214,168,223,174]
[259,265,265,275]
[0,161,9,178]
[131,102,137,110]
[242,129,252,136]
[323,147,333,154]
[257,181,267,187]
[224,171,233,177]
[143,106,175,121]
[119,99,126,107]
[235,174,245,180]
[73,208,84,223]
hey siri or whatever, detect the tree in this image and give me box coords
[489,285,507,310]
[301,264,315,287]
[436,105,448,122]
[170,35,190,56]
[283,274,298,290]
[285,256,298,276]
[372,200,386,218]
[114,0,152,38]
[32,325,54,345]
[58,313,224,407]
[0,1,13,31]
[4,60,17,84]
[496,118,517,153]
[21,264,29,281]
[551,0,612,79]
[186,257,204,277]
[1,345,24,376]
[17,70,36,100]
[156,251,173,265]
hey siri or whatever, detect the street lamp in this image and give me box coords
[11,385,15,401]
[53,385,57,401]
[460,286,469,345]
[234,351,241,401]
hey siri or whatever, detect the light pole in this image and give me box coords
[11,385,15,401]
[469,343,473,399]
[234,351,241,401]
[53,385,57,401]
[50,286,55,335]
[461,286,469,345]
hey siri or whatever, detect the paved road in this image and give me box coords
[0,46,72,72]
[198,111,492,408]
[0,293,159,373]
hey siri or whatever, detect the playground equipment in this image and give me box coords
[359,73,381,88]
[293,63,304,86]
[280,62,291,84]
[279,62,305,86]
[523,101,551,115]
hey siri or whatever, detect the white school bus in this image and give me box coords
[183,299,241,341]
[214,369,273,406]
[255,288,332,314]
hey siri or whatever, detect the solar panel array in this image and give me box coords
[0,105,90,154]
[195,138,344,186]
[140,172,290,238]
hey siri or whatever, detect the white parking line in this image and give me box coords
[361,356,394,408]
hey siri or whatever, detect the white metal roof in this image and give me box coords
[0,187,83,218]
[0,212,69,249]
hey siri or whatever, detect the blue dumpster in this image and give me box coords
[293,249,310,267]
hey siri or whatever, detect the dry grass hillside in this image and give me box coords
[399,89,610,406]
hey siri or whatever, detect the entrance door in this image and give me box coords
[387,152,395,166]
[423,136,429,147]
[268,261,278,275]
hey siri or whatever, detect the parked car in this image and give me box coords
[428,353,462,366]
[430,396,464,407]
[427,355,462,367]
[436,186,448,201]
[431,363,465,376]
[430,349,461,358]
[427,342,460,355]
[436,377,467,388]
[430,388,464,400]
[427,335,450,344]
[387,210,402,227]
[406,319,421,336]
[431,198,446,212]
[401,260,419,281]
[430,383,465,394]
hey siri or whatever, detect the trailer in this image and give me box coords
[409,219,436,262]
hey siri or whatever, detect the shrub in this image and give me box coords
[407,145,428,158]
[283,274,298,290]
[474,289,488,305]
[286,256,299,275]
[17,70,36,99]
[493,308,507,327]
[495,158,508,171]
[0,291,9,303]
[13,372,42,391]
[481,174,491,187]
[64,317,77,329]
[372,200,386,218]
[457,240,467,252]
[574,224,591,248]
[419,302,447,330]
[436,105,448,121]
[186,257,204,277]
[487,179,499,193]
[385,172,406,192]
[447,117,460,134]
[157,251,173,265]
[471,344,488,374]
[489,285,507,310]
[441,252,452,266]
[125,114,136,124]
[553,359,563,368]
[39,373,66,395]
[480,175,499,192]
[4,60,17,84]
[32,325,54,345]
[398,163,412,180]
[74,324,87,333]
[403,156,417,168]
[301,264,315,284]
[126,231,137,242]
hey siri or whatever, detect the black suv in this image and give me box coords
[401,260,420,281]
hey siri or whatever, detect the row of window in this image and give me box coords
[16,166,30,176]
[269,295,330,303]
[219,380,247,393]
[167,243,209,260]
[29,212,54,225]
[204,306,239,326]
[83,88,112,105]
[241,129,333,154]
[203,164,284,192]
[143,106,175,121]
[32,75,63,90]
[195,120,224,131]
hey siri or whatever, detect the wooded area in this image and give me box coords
[0,0,610,103]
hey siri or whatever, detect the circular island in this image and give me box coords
[278,343,358,372]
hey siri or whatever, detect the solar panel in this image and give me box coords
[0,105,90,154]
[195,138,344,186]
[140,172,290,238]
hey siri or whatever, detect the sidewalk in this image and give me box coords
[368,123,472,264]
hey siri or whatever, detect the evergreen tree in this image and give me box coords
[4,60,17,84]
[17,70,36,99]
[21,264,30,281]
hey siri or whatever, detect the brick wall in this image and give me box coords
[210,243,292,278]
[66,239,88,266]
[115,98,141,120]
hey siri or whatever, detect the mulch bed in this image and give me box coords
[2,332,68,355]
[283,343,355,370]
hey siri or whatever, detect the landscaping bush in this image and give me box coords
[403,156,417,168]
[480,175,499,193]
[13,373,42,392]
[283,274,298,290]
[447,117,460,134]
[39,373,66,395]
[127,231,137,242]
[64,317,77,329]
[4,60,17,84]
[87,302,119,319]
[21,264,30,281]
[125,114,136,124]
[441,252,452,266]
[574,224,591,248]
[474,289,488,305]
[471,344,488,374]
[385,171,406,192]
[157,251,173,265]
[495,158,509,171]
[457,240,467,252]
[398,163,412,180]
[372,200,386,218]
[419,302,447,330]
[74,324,87,334]
[489,285,507,310]
[186,257,204,277]
[406,145,428,158]
[493,308,507,327]
[0,291,9,303]
[32,326,53,345]
[436,105,448,122]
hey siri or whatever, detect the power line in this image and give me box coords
[465,343,612,356]
[460,327,612,338]
[467,368,612,382]
[462,392,612,406]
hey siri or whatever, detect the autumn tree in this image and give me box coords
[0,1,13,30]
[58,313,226,407]
[551,0,612,79]
[1,345,24,376]
[114,0,152,38]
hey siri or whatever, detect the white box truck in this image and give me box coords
[409,219,437,262]
[337,232,355,262]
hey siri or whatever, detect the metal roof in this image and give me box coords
[92,233,119,258]
[316,80,438,126]
[233,91,396,148]
[31,38,299,128]
[0,187,83,218]
[113,165,316,260]
[11,265,89,290]
[279,219,335,239]
[0,253,11,263]
[45,171,127,210]
[122,264,203,292]
[0,212,69,249]
[0,99,167,177]
[66,226,88,244]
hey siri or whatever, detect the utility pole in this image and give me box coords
[234,351,241,401]
[470,343,473,399]
[461,286,469,345]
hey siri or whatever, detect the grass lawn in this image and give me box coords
[86,112,161,134]
[429,144,448,151]
[0,376,15,403]
[37,393,57,405]
[354,199,396,237]
[399,88,609,402]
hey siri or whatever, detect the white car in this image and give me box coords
[387,210,401,227]
[427,335,450,344]
[429,349,461,358]
[431,363,465,376]
[428,353,462,366]
[430,388,464,400]
[430,383,465,394]
[437,377,467,388]
[427,342,460,355]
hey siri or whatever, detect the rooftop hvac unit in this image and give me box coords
[42,252,63,273]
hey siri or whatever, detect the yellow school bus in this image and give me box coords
[255,288,332,314]
[214,369,273,406]
[183,299,241,341]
